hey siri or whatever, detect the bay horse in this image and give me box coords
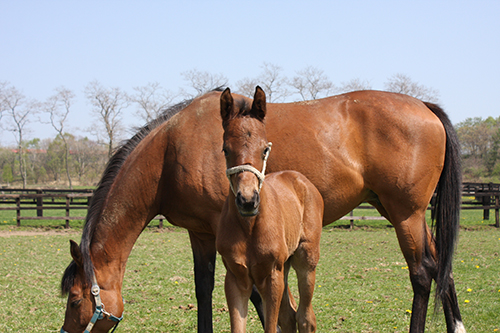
[217,87,324,333]
[60,88,464,333]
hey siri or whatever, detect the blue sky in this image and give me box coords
[1,1,499,145]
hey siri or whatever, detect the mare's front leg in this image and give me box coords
[189,231,217,333]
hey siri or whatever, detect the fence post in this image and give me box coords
[350,210,354,229]
[496,195,499,228]
[16,196,21,227]
[482,194,491,220]
[36,189,43,217]
[65,195,70,229]
[158,217,163,229]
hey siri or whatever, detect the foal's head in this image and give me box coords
[220,86,271,217]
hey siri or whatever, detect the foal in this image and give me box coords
[217,87,324,333]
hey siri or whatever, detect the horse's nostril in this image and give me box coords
[252,191,260,208]
[235,191,260,216]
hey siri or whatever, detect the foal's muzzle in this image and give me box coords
[236,190,260,217]
[225,142,272,218]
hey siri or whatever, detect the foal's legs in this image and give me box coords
[278,260,297,333]
[289,240,319,333]
[190,231,268,333]
[225,269,253,333]
[261,267,286,333]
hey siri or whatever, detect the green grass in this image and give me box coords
[0,221,499,332]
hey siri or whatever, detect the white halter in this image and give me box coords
[226,142,272,196]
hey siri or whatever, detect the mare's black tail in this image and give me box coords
[425,102,462,302]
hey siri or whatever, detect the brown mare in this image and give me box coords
[61,88,463,333]
[217,87,324,333]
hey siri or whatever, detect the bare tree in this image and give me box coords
[337,78,373,94]
[131,82,177,123]
[290,66,335,100]
[1,84,37,188]
[44,87,75,188]
[258,62,289,102]
[85,80,129,158]
[181,69,228,98]
[0,81,8,121]
[236,62,290,102]
[235,77,259,99]
[384,73,440,102]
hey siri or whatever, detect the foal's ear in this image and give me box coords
[220,88,234,123]
[251,86,267,121]
[69,240,83,267]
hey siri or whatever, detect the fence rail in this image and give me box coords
[1,183,500,228]
[0,193,92,228]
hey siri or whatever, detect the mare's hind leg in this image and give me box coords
[371,199,465,333]
[370,200,434,333]
[415,224,465,333]
[423,225,465,333]
[441,272,465,332]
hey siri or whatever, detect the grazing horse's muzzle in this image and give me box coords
[236,190,260,217]
[61,271,123,333]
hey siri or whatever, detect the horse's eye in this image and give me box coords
[222,148,228,156]
[70,299,83,308]
[263,147,270,157]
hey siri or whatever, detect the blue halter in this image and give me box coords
[61,271,123,333]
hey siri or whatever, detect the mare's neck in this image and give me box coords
[89,131,167,287]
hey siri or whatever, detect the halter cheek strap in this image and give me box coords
[60,271,123,333]
[226,142,272,196]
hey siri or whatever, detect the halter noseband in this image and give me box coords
[226,142,272,196]
[61,271,123,333]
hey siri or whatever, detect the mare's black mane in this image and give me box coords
[61,97,194,294]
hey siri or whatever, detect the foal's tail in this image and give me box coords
[425,102,462,302]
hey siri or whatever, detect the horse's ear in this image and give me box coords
[251,86,266,121]
[69,240,83,267]
[220,88,234,123]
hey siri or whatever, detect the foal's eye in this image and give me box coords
[263,147,270,157]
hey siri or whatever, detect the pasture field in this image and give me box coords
[0,210,499,332]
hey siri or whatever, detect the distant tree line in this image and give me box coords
[0,135,108,188]
[1,63,493,187]
[456,117,500,183]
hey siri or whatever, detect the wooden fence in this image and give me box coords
[0,188,167,228]
[1,183,499,228]
[340,183,500,228]
[0,192,92,228]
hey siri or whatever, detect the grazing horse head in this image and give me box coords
[220,86,272,217]
[60,240,124,333]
